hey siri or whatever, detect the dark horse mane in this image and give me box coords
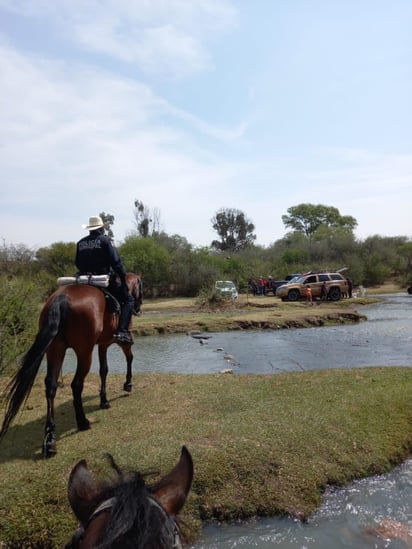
[67,463,175,548]
[66,446,193,549]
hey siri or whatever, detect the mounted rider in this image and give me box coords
[75,215,135,344]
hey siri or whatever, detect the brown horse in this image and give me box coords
[0,273,142,457]
[65,446,193,548]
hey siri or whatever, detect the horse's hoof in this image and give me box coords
[123,382,132,392]
[100,401,111,409]
[43,443,57,459]
[78,420,91,431]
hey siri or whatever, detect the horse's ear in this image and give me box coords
[151,446,194,516]
[68,460,101,523]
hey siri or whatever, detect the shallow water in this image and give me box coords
[64,292,412,376]
[191,458,412,548]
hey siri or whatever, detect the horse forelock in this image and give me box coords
[77,472,179,549]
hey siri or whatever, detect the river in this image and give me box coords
[74,292,412,376]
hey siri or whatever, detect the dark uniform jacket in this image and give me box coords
[75,229,126,282]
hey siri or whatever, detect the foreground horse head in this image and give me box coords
[0,273,142,458]
[65,446,193,549]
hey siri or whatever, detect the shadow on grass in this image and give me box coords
[0,391,131,463]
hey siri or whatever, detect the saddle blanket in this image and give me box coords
[57,275,110,288]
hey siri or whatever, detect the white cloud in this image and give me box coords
[0,37,243,248]
[0,0,237,77]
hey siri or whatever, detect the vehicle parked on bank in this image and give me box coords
[262,274,302,295]
[215,280,239,299]
[276,272,348,302]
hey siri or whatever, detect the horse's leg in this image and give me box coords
[98,344,110,409]
[43,344,65,458]
[122,343,134,392]
[71,351,93,431]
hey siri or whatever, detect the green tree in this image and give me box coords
[133,200,161,237]
[119,235,171,296]
[99,212,115,237]
[398,241,412,277]
[0,242,36,276]
[35,242,76,277]
[360,235,407,285]
[211,208,256,251]
[282,204,357,241]
[0,276,40,371]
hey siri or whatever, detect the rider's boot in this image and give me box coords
[114,300,134,344]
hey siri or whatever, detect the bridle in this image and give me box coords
[148,495,183,549]
[67,494,183,548]
[130,275,142,316]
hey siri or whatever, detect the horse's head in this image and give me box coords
[126,273,143,316]
[65,446,193,549]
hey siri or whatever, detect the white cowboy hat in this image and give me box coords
[82,215,105,230]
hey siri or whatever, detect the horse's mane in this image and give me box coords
[86,456,178,549]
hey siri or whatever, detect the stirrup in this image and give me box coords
[114,331,134,344]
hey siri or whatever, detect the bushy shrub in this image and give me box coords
[195,285,233,309]
[0,276,40,372]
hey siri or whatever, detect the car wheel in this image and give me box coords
[288,289,300,302]
[329,287,341,301]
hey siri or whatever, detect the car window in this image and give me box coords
[318,274,329,282]
[304,275,317,284]
[215,281,236,289]
[330,274,344,280]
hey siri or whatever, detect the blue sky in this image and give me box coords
[1,0,411,249]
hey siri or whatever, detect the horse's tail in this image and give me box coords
[0,293,68,441]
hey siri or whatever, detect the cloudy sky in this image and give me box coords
[1,0,411,249]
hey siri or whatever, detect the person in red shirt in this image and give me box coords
[306,285,313,305]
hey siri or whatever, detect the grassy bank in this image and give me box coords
[131,294,373,336]
[0,367,411,547]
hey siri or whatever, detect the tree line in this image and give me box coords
[2,201,412,296]
[3,202,412,295]
[1,202,412,369]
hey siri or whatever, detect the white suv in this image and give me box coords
[215,280,238,299]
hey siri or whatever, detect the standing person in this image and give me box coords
[75,215,135,344]
[248,279,258,295]
[346,278,353,298]
[306,285,313,305]
[258,277,266,296]
[321,282,328,301]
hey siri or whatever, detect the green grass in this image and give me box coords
[132,294,370,335]
[0,367,411,547]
